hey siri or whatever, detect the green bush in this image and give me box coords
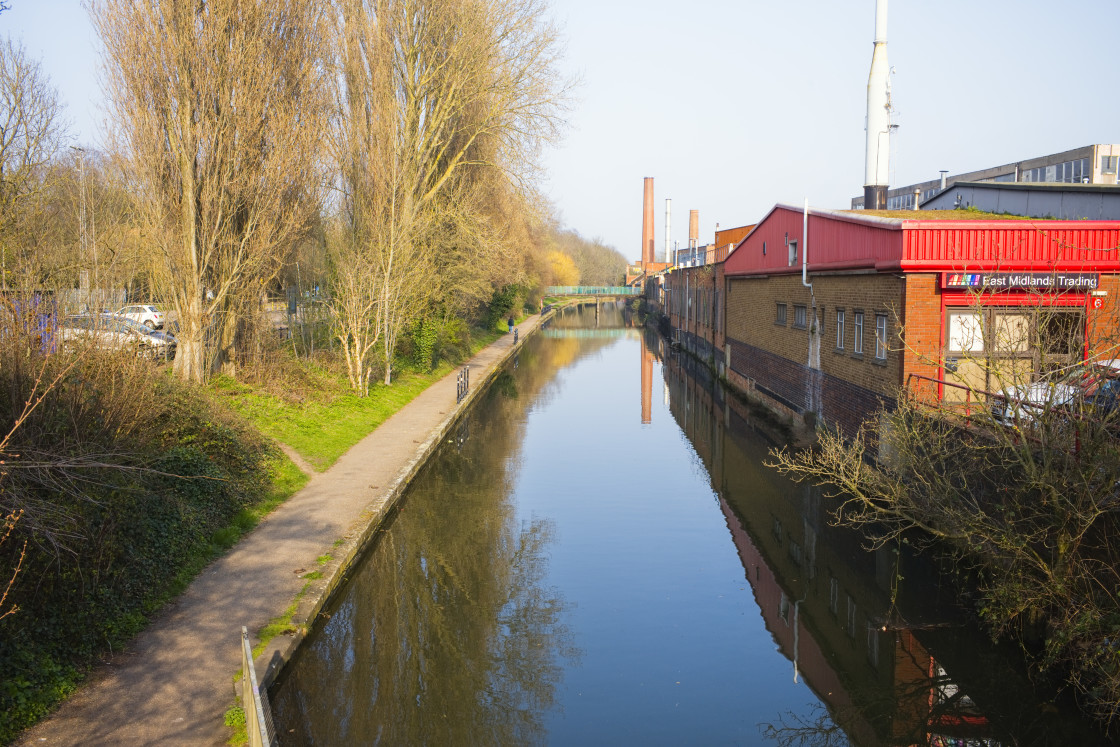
[0,350,276,742]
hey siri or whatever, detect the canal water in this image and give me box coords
[271,302,1105,746]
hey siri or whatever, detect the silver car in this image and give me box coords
[58,314,176,360]
[991,359,1120,427]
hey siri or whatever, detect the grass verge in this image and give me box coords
[216,330,503,472]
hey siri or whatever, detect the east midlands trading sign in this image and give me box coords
[941,272,1100,291]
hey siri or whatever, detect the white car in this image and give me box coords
[58,314,176,360]
[991,359,1120,427]
[116,304,165,329]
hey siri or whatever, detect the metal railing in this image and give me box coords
[457,365,470,404]
[241,626,277,747]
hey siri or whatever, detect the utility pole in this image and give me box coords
[70,146,88,311]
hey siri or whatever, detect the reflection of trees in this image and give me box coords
[760,705,850,747]
[273,330,609,744]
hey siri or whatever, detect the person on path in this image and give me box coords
[507,315,514,333]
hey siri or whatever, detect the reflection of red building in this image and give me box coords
[717,494,999,747]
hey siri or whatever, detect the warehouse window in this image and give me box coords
[776,303,787,326]
[875,314,888,360]
[853,311,864,355]
[793,304,807,329]
[1103,156,1118,175]
[836,309,845,350]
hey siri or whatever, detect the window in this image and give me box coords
[866,621,881,667]
[788,239,798,267]
[829,577,839,616]
[776,303,787,326]
[846,595,858,638]
[793,304,807,329]
[1103,156,1119,175]
[853,311,864,355]
[875,314,888,360]
[836,309,845,349]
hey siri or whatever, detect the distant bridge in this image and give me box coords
[546,286,640,297]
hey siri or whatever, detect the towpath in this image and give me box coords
[17,315,544,746]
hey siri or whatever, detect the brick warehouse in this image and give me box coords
[700,204,1120,437]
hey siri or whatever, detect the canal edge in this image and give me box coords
[254,311,553,695]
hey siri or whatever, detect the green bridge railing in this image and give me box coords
[546,286,640,296]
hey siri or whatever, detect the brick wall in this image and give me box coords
[1088,274,1120,360]
[725,274,906,393]
[901,274,943,392]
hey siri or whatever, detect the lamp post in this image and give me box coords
[70,146,88,310]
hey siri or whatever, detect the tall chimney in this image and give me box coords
[642,178,655,269]
[688,210,699,249]
[863,0,890,210]
[664,198,671,265]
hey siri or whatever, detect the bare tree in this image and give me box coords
[328,0,568,388]
[0,36,68,289]
[770,293,1120,726]
[93,0,331,382]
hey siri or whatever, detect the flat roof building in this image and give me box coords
[851,143,1120,210]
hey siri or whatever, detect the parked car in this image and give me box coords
[991,359,1120,427]
[58,314,176,360]
[116,304,165,329]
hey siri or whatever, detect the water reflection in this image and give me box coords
[271,307,1103,746]
[659,343,1107,747]
[270,324,621,744]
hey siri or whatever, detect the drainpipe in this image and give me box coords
[801,199,811,296]
[803,198,821,381]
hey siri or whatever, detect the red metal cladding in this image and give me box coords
[724,205,1120,276]
[724,205,903,276]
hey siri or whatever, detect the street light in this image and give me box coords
[70,146,88,310]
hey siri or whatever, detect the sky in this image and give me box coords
[5,0,1120,262]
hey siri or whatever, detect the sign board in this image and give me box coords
[941,272,1100,291]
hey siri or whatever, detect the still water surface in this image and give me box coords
[272,303,1103,746]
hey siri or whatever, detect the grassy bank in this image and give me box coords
[214,328,502,471]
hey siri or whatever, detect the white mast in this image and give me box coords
[863,0,891,209]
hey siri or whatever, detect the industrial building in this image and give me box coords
[920,180,1120,220]
[851,143,1120,210]
[716,205,1120,436]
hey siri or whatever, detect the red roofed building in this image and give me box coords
[720,205,1120,436]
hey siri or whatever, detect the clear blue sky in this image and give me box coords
[6,0,1120,261]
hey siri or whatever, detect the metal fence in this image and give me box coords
[241,627,277,747]
[457,365,470,404]
[545,286,640,296]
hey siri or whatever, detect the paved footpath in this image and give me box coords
[18,315,544,746]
